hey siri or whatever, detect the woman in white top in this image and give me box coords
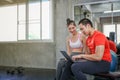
[66,18,86,56]
[55,18,86,80]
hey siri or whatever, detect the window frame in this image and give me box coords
[18,0,53,42]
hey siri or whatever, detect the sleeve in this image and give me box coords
[94,33,106,46]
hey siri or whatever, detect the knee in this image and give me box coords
[71,63,84,73]
[57,58,66,67]
[71,63,78,73]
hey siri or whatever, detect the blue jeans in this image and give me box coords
[71,60,111,80]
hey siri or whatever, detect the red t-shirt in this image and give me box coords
[109,40,117,53]
[86,30,111,62]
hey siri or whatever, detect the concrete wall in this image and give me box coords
[0,42,56,69]
[55,0,74,65]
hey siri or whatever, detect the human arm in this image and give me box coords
[66,37,71,56]
[72,33,106,61]
[72,45,105,61]
[80,33,90,54]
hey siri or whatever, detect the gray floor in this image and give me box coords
[0,66,120,80]
[0,67,56,80]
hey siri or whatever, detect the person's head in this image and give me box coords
[78,18,93,36]
[66,18,77,34]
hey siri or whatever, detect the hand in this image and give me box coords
[72,55,83,61]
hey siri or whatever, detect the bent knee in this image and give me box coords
[71,63,78,73]
[71,62,86,73]
[58,59,66,66]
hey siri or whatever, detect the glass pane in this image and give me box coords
[28,23,40,40]
[117,24,120,44]
[29,2,40,20]
[103,24,115,37]
[28,1,40,40]
[42,0,51,39]
[0,6,17,41]
[18,24,26,40]
[18,4,26,40]
[18,4,26,21]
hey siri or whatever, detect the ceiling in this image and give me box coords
[89,2,120,13]
[1,0,120,16]
[74,0,120,6]
[0,0,27,6]
[74,0,120,19]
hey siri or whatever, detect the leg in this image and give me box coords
[60,60,73,80]
[71,60,110,80]
[71,61,87,80]
[56,58,66,80]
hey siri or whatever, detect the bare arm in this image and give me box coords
[72,45,105,61]
[81,34,90,54]
[66,37,71,56]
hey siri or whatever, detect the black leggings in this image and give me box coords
[60,60,73,80]
[71,60,111,80]
[56,52,80,80]
[56,58,66,80]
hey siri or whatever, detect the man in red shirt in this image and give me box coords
[106,37,117,53]
[71,18,111,80]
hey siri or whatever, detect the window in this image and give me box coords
[18,4,26,40]
[0,0,52,42]
[0,6,17,41]
[103,24,115,37]
[28,1,40,40]
[103,24,120,44]
[42,1,50,39]
[117,24,120,43]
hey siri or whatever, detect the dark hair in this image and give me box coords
[106,37,110,40]
[78,18,93,27]
[66,18,76,27]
